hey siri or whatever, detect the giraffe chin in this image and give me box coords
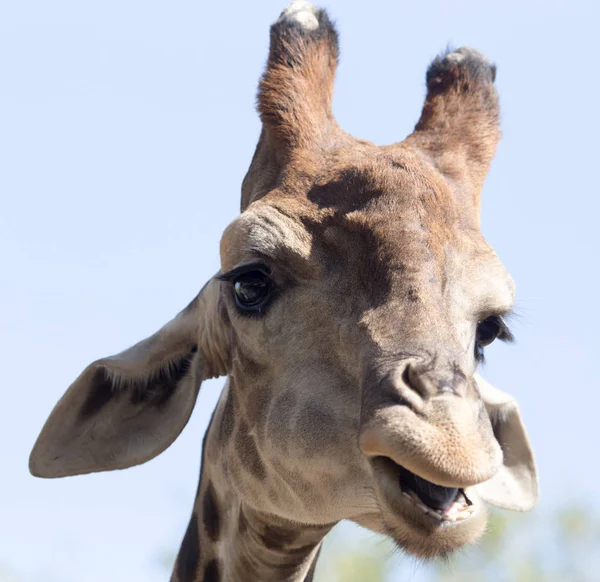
[369,456,488,559]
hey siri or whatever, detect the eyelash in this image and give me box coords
[217,263,271,283]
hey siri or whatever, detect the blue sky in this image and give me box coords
[1,0,598,580]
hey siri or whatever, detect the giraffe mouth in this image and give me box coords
[397,465,474,523]
[372,457,475,524]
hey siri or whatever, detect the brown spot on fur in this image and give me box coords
[260,523,300,550]
[302,208,403,309]
[238,508,248,535]
[306,167,386,212]
[202,483,221,542]
[202,559,220,582]
[406,286,420,303]
[177,513,200,582]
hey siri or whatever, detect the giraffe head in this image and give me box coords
[30,1,538,561]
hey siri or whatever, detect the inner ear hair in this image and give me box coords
[78,347,199,421]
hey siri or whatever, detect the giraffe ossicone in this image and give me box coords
[279,0,319,29]
[30,2,538,580]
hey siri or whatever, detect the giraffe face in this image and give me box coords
[213,150,523,557]
[29,2,538,567]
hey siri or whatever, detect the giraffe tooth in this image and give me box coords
[416,502,431,514]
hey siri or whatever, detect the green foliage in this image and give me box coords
[332,552,387,582]
[314,529,394,582]
[434,505,600,582]
[318,504,600,582]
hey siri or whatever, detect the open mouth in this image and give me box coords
[374,457,475,524]
[397,465,474,523]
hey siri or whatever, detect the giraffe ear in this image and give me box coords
[29,279,229,478]
[474,375,539,511]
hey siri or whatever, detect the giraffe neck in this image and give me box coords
[172,426,332,582]
[220,502,328,582]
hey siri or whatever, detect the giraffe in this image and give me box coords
[29,2,539,581]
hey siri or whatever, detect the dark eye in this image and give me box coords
[477,316,501,347]
[231,270,273,313]
[475,315,514,361]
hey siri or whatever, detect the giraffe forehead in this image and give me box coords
[223,148,470,271]
[221,198,449,272]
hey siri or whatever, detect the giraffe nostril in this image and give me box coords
[401,365,412,390]
[400,362,467,399]
[402,362,431,398]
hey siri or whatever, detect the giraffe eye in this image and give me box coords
[475,315,514,361]
[476,316,502,347]
[218,263,275,314]
[233,271,272,312]
[217,263,275,315]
